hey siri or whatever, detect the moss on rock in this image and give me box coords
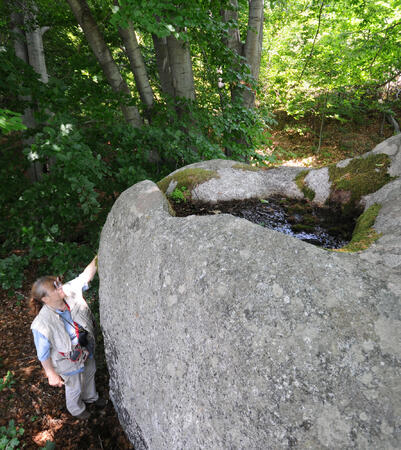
[335,203,382,253]
[157,168,220,195]
[295,170,316,201]
[328,154,393,206]
[232,163,263,172]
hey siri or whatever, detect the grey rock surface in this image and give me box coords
[99,151,401,448]
[304,167,331,205]
[179,163,305,203]
[370,133,401,177]
[359,177,401,271]
[336,158,352,168]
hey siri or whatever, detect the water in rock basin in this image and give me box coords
[172,197,362,249]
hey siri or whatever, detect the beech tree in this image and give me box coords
[221,0,264,108]
[8,0,50,181]
[64,0,265,122]
[66,0,142,127]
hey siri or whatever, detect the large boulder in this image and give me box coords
[98,135,401,449]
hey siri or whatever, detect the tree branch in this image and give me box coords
[298,0,325,82]
[368,22,401,71]
[376,70,401,89]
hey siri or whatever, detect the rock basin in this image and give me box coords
[171,196,363,249]
[98,134,401,449]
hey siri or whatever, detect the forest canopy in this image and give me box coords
[0,0,400,289]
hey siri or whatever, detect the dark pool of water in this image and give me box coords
[172,197,362,249]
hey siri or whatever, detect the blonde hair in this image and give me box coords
[29,276,58,316]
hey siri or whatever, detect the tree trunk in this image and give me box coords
[221,0,243,102]
[166,34,195,100]
[222,0,264,109]
[117,22,154,111]
[221,0,242,56]
[10,9,28,63]
[386,113,401,134]
[23,1,49,83]
[66,0,142,128]
[9,2,44,182]
[152,35,175,98]
[10,8,35,129]
[242,0,264,108]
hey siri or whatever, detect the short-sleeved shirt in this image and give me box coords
[32,277,91,376]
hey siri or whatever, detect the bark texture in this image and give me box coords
[242,0,264,108]
[23,1,49,83]
[166,34,195,100]
[221,0,242,56]
[118,22,154,109]
[9,1,45,181]
[152,35,175,98]
[10,9,28,63]
[66,0,142,128]
[224,0,264,109]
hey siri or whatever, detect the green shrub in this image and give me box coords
[0,371,15,392]
[0,109,27,134]
[0,116,107,279]
[0,254,29,292]
[0,420,24,449]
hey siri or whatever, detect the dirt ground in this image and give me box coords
[0,272,133,449]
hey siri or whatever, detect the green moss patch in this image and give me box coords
[295,170,315,201]
[334,203,382,252]
[232,163,263,172]
[157,168,220,196]
[328,154,393,206]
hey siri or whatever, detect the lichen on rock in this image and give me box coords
[231,162,264,172]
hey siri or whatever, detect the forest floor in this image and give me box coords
[0,110,396,449]
[264,110,395,167]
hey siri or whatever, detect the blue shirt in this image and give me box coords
[32,282,91,376]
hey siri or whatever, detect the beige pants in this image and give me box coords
[61,357,98,416]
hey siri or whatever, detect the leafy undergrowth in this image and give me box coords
[261,111,396,167]
[0,268,133,450]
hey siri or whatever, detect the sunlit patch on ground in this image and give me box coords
[279,155,317,167]
[258,112,395,169]
[33,415,64,446]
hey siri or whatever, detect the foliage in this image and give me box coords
[0,116,109,283]
[0,109,27,134]
[0,255,29,291]
[262,0,401,122]
[0,371,16,392]
[0,420,24,450]
[169,186,188,203]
